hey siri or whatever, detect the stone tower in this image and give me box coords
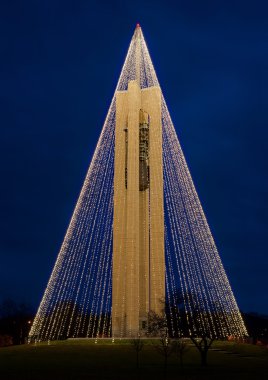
[112,26,165,337]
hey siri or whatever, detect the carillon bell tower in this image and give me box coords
[112,25,165,337]
[29,23,248,343]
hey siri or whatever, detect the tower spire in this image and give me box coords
[135,24,142,86]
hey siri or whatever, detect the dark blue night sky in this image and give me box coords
[0,1,267,315]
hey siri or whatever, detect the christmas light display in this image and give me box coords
[29,25,247,341]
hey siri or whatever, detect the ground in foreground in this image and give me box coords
[0,339,267,380]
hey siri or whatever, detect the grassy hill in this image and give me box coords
[0,339,267,380]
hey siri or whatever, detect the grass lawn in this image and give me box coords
[0,339,267,380]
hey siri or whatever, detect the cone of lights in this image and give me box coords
[29,25,247,340]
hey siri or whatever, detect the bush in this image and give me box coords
[0,334,13,347]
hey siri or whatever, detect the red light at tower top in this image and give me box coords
[136,23,140,28]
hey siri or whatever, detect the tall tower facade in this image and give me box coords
[112,78,164,337]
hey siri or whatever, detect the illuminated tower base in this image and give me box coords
[112,80,164,337]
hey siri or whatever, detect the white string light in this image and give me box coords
[29,26,247,341]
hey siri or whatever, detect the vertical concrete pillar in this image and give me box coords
[112,91,128,337]
[125,80,141,336]
[113,81,164,337]
[142,87,164,315]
